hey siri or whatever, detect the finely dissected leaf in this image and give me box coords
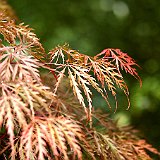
[19,121,35,160]
[19,116,86,160]
[84,110,160,160]
[89,59,130,110]
[0,86,19,160]
[49,46,105,119]
[0,100,6,128]
[49,44,141,116]
[36,125,48,159]
[0,15,45,60]
[54,67,66,93]
[0,83,31,129]
[56,117,86,160]
[5,98,15,160]
[0,45,41,83]
[86,127,160,160]
[14,82,55,116]
[131,139,160,159]
[95,48,142,85]
[68,67,87,116]
[89,131,124,160]
[90,59,127,95]
[0,80,56,160]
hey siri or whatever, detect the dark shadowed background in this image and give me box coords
[7,0,160,150]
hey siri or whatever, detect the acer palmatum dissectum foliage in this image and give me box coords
[19,116,87,160]
[0,11,90,160]
[0,6,159,160]
[49,44,142,120]
[0,11,45,61]
[88,128,159,160]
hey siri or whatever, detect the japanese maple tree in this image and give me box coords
[0,1,159,160]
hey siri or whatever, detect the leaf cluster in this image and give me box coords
[0,6,159,160]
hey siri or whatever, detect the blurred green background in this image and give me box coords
[8,0,160,150]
